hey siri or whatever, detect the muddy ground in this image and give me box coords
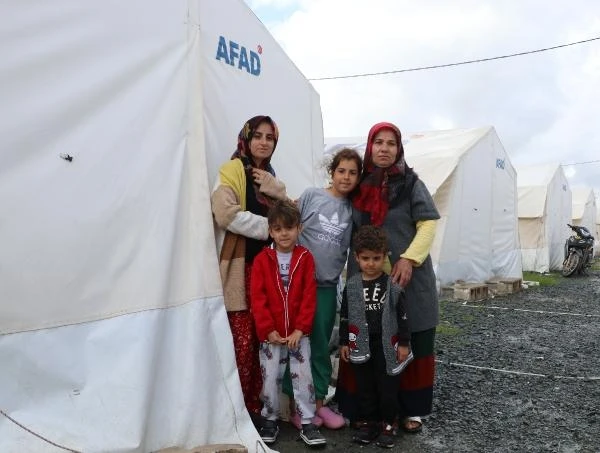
[272,268,600,452]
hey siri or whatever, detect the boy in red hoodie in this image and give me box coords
[251,199,326,447]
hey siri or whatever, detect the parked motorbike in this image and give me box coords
[562,224,595,277]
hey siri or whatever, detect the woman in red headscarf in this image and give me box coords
[211,115,287,426]
[336,122,440,438]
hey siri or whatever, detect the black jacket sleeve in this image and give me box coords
[396,289,411,346]
[339,287,349,346]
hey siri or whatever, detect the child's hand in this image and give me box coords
[285,329,303,349]
[267,330,286,345]
[396,345,410,363]
[340,346,350,363]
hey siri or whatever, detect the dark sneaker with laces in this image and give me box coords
[300,423,327,446]
[352,421,380,444]
[376,423,395,449]
[259,419,279,444]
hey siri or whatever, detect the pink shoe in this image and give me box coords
[317,406,345,429]
[312,414,323,427]
[290,412,323,429]
[290,412,302,430]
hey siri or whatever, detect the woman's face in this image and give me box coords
[371,129,399,168]
[249,122,276,166]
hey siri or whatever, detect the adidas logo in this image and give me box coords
[319,213,348,237]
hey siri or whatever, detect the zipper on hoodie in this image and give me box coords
[284,248,308,338]
[271,244,308,338]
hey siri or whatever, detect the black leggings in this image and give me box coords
[352,336,400,425]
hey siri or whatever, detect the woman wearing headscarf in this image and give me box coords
[337,121,439,436]
[211,115,287,426]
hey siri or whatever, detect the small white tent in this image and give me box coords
[0,1,322,452]
[326,126,522,285]
[516,164,572,273]
[571,187,598,251]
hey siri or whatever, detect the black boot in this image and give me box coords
[376,423,395,448]
[352,421,380,444]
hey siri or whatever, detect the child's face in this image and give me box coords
[355,249,386,280]
[329,158,359,197]
[269,222,301,253]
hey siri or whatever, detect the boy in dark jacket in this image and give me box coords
[339,225,412,448]
[251,199,326,446]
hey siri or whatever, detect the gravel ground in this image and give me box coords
[272,268,600,452]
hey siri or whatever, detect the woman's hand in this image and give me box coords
[252,168,287,199]
[340,346,350,362]
[251,168,270,186]
[391,257,414,288]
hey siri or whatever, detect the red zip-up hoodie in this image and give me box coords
[250,244,317,342]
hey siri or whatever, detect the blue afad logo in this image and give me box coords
[496,158,505,169]
[216,36,261,76]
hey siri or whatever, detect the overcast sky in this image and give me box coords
[245,0,600,198]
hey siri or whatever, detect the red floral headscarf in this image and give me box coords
[231,115,279,174]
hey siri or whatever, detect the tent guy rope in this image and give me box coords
[459,303,600,318]
[436,360,600,381]
[0,409,82,453]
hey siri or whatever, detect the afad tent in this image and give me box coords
[0,1,322,452]
[325,126,522,286]
[571,187,598,253]
[516,164,572,273]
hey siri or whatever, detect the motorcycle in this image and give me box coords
[562,224,595,277]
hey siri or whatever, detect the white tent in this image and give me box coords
[596,190,600,256]
[325,126,523,286]
[571,187,598,253]
[0,1,323,452]
[516,164,572,273]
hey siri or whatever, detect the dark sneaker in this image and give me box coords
[259,419,279,444]
[300,423,327,446]
[376,423,395,449]
[352,421,380,445]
